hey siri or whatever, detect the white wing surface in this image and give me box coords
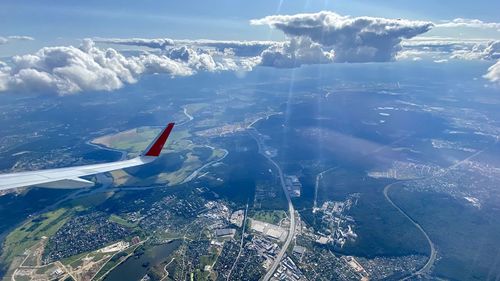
[0,123,175,191]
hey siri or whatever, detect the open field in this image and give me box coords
[1,208,72,265]
[92,127,226,187]
[108,214,138,229]
[251,210,287,225]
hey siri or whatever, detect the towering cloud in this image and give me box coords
[252,11,433,63]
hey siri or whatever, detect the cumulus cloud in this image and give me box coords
[484,60,500,84]
[164,45,260,72]
[260,37,334,68]
[450,40,500,60]
[0,39,261,95]
[182,39,276,57]
[436,18,500,30]
[397,37,499,61]
[96,37,276,57]
[166,45,220,71]
[96,38,263,72]
[251,11,433,63]
[0,39,192,94]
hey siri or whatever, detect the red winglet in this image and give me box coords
[143,123,175,157]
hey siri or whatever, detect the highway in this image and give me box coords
[383,182,436,278]
[248,128,296,281]
[226,202,249,281]
[387,145,491,279]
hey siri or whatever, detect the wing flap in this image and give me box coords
[36,178,95,189]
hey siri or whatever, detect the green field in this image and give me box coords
[108,214,138,228]
[1,208,72,264]
[93,127,227,187]
[251,210,287,225]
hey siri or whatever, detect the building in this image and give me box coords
[215,228,236,238]
[285,175,302,197]
[131,236,141,245]
[293,245,306,256]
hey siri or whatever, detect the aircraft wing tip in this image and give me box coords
[143,122,175,157]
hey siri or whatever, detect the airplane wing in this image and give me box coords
[0,123,175,191]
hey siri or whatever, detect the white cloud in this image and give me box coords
[259,37,334,68]
[181,39,276,57]
[398,37,499,61]
[166,45,219,71]
[94,37,174,49]
[0,35,34,45]
[0,39,260,95]
[96,37,276,57]
[433,59,448,63]
[0,62,11,91]
[251,11,433,63]
[166,45,260,72]
[395,49,426,61]
[483,41,500,60]
[7,35,35,41]
[436,18,500,30]
[484,60,500,84]
[0,39,192,95]
[450,40,500,60]
[96,38,263,72]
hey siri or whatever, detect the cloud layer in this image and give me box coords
[436,18,500,31]
[94,37,175,49]
[0,39,262,95]
[96,37,275,58]
[251,11,433,63]
[0,39,193,94]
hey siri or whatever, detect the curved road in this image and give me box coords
[384,146,489,279]
[181,148,229,184]
[383,182,436,279]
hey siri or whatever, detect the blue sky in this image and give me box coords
[0,0,499,94]
[1,0,499,50]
